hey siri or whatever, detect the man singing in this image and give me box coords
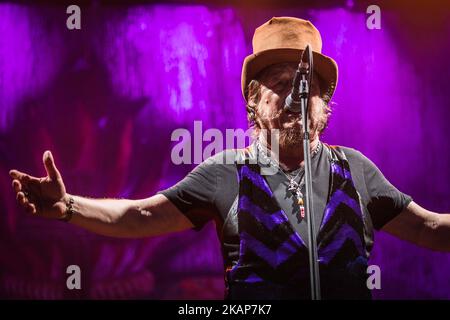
[9,17,450,299]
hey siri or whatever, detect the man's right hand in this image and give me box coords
[9,150,68,220]
[9,150,194,237]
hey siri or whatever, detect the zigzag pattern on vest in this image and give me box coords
[227,145,368,288]
[317,148,366,266]
[229,163,309,284]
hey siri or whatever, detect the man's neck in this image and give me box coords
[279,152,305,171]
[258,135,320,172]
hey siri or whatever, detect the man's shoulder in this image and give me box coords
[203,147,252,166]
[327,144,369,163]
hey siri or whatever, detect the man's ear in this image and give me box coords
[246,79,262,125]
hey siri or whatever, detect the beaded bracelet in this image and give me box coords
[59,196,74,222]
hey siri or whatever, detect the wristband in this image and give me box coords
[59,196,74,222]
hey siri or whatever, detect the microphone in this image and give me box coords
[284,45,312,113]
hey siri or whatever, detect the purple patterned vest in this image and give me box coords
[223,144,371,299]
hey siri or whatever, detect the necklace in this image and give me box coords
[256,140,321,219]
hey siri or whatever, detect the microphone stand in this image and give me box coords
[299,45,321,300]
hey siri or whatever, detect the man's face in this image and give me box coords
[252,62,327,150]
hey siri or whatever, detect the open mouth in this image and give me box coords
[282,111,302,124]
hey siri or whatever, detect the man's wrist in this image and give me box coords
[58,194,75,222]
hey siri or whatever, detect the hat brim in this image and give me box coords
[241,48,338,102]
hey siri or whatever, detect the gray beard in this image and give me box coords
[255,108,315,155]
[279,126,303,151]
[257,125,304,159]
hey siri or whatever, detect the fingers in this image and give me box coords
[12,177,40,209]
[26,203,37,215]
[15,191,38,215]
[10,167,42,216]
[9,169,29,181]
[12,179,22,193]
[16,191,27,206]
[43,150,61,180]
[9,169,40,185]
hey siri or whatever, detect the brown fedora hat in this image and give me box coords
[241,17,338,102]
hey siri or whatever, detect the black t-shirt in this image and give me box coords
[159,142,412,246]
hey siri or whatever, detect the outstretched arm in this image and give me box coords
[67,193,194,238]
[382,201,450,252]
[10,150,194,238]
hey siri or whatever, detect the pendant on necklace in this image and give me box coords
[287,179,305,219]
[287,180,298,193]
[289,182,305,219]
[297,194,305,219]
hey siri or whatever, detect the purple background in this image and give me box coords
[1,1,449,299]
